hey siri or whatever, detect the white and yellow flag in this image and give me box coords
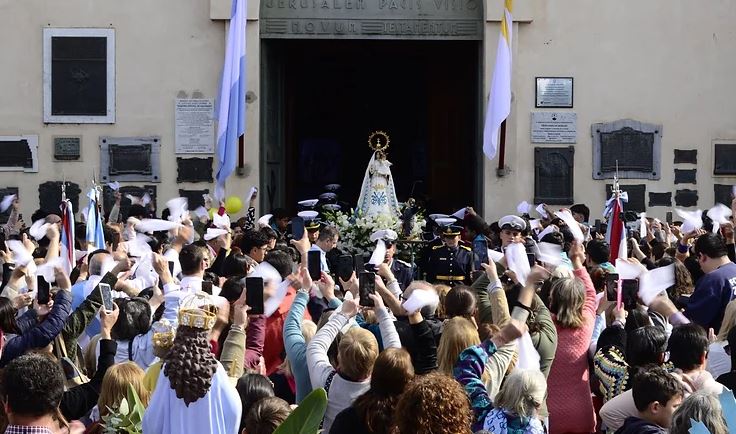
[483,0,513,160]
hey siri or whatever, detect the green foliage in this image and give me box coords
[273,388,328,434]
[101,383,146,434]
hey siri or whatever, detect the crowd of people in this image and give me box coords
[1,188,736,434]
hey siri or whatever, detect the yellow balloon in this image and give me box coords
[225,196,243,214]
[208,207,217,219]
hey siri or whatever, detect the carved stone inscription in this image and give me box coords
[592,119,662,181]
[534,147,574,205]
[261,0,482,39]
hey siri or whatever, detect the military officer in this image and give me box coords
[426,224,476,286]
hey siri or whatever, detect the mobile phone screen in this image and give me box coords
[246,277,265,315]
[291,217,305,241]
[622,279,639,310]
[37,276,51,305]
[201,281,213,295]
[605,273,619,301]
[307,250,322,280]
[168,261,175,276]
[359,271,375,307]
[526,252,536,267]
[337,255,354,282]
[99,283,113,311]
[353,254,365,274]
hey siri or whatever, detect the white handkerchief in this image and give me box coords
[505,242,531,287]
[537,225,556,241]
[141,193,151,207]
[107,181,121,191]
[675,208,703,234]
[708,204,733,234]
[536,204,548,219]
[402,289,440,315]
[536,242,562,266]
[248,187,257,202]
[514,334,540,372]
[639,264,675,306]
[264,279,290,318]
[488,249,505,263]
[29,219,51,241]
[639,212,647,237]
[529,219,542,231]
[369,239,387,266]
[212,212,231,230]
[7,240,32,267]
[615,258,646,280]
[0,194,16,213]
[204,228,228,241]
[251,261,282,286]
[257,214,272,228]
[127,234,152,258]
[126,194,142,205]
[517,201,532,215]
[555,210,584,243]
[451,208,467,219]
[166,197,189,222]
[135,219,181,233]
[36,257,64,283]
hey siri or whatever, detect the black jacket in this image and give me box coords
[614,417,666,434]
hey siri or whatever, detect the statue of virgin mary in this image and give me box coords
[356,132,401,218]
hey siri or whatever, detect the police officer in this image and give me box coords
[426,224,476,286]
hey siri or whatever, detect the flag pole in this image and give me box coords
[497,120,507,172]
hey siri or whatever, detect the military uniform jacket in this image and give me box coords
[426,244,476,286]
[390,258,413,292]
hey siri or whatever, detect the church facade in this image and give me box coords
[1,0,735,221]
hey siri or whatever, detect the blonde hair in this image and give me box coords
[438,317,481,376]
[83,334,103,377]
[493,369,546,418]
[717,299,736,341]
[549,276,586,328]
[97,362,150,418]
[434,285,452,319]
[338,328,379,380]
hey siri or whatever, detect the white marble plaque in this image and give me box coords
[531,112,577,144]
[175,99,214,154]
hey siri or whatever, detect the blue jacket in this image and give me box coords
[0,289,72,368]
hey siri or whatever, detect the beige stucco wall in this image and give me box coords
[483,0,736,222]
[2,0,735,223]
[0,0,261,220]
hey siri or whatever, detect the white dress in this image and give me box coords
[356,152,400,218]
[142,362,242,434]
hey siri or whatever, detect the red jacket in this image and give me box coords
[264,287,311,376]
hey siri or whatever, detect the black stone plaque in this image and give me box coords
[674,169,697,184]
[606,184,646,213]
[675,189,699,207]
[53,137,81,161]
[674,149,697,164]
[0,187,18,224]
[51,36,107,116]
[102,185,157,220]
[599,127,655,173]
[648,192,672,207]
[0,139,33,169]
[108,143,153,176]
[179,189,209,209]
[176,157,214,183]
[714,143,736,175]
[714,184,732,207]
[534,147,574,205]
[39,181,81,215]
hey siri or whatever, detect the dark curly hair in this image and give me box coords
[1,353,64,417]
[163,325,218,406]
[394,373,472,434]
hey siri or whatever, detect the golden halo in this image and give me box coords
[368,131,390,153]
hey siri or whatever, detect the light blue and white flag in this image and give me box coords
[85,188,105,252]
[215,0,247,201]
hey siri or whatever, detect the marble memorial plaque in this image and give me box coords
[100,137,161,183]
[714,185,732,207]
[714,143,736,175]
[592,120,661,180]
[179,189,209,209]
[103,185,157,220]
[39,181,81,215]
[0,187,18,224]
[674,169,697,185]
[175,99,214,154]
[674,149,697,164]
[531,112,577,144]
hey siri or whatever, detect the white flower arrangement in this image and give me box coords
[323,207,426,256]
